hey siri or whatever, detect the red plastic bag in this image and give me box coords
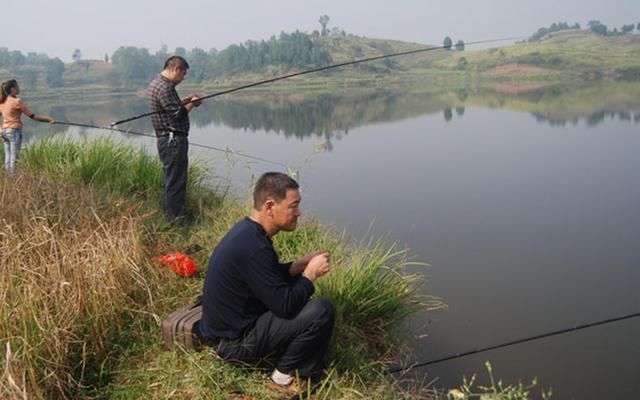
[152,252,197,277]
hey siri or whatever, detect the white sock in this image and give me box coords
[271,369,294,386]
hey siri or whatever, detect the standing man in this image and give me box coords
[199,172,334,394]
[148,56,202,223]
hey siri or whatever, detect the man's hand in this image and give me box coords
[182,94,203,109]
[302,252,330,282]
[290,250,324,277]
[190,95,203,107]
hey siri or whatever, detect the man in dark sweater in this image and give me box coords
[200,172,334,392]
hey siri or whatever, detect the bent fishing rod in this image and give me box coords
[53,120,289,168]
[111,36,523,127]
[387,310,640,374]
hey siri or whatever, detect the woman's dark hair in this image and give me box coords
[1,79,18,104]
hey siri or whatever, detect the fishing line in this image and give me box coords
[53,120,289,167]
[111,36,524,127]
[387,311,640,374]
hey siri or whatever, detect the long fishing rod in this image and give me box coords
[387,311,640,374]
[111,36,524,127]
[53,120,289,167]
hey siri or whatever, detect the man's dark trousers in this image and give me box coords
[213,299,334,377]
[157,135,188,222]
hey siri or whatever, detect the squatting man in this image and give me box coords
[199,172,335,393]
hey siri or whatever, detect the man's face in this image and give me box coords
[171,67,187,84]
[270,189,301,232]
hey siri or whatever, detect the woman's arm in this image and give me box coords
[30,114,56,124]
[21,100,55,124]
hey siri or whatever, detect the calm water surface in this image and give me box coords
[39,85,639,399]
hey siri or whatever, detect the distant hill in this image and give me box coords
[410,30,640,80]
[5,30,640,96]
[63,60,114,87]
[214,30,640,82]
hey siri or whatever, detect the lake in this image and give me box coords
[28,81,640,399]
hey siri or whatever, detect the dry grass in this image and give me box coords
[0,140,547,398]
[0,171,161,399]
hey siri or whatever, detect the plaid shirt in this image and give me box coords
[148,74,190,136]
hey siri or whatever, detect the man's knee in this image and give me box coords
[304,298,335,328]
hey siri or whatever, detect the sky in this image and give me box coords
[5,0,638,61]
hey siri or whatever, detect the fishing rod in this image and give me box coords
[110,36,524,127]
[53,120,289,167]
[387,311,640,374]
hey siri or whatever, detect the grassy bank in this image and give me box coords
[1,137,549,399]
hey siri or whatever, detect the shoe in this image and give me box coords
[266,377,308,396]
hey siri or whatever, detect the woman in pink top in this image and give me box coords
[1,79,55,173]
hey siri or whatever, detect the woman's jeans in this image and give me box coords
[2,127,23,174]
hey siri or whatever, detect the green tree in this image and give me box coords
[456,57,468,70]
[588,20,608,36]
[8,50,25,67]
[45,58,65,88]
[443,36,453,50]
[72,49,82,62]
[20,67,39,90]
[186,47,209,83]
[528,21,580,42]
[111,46,157,85]
[621,24,634,34]
[455,40,465,51]
[25,52,49,66]
[318,15,330,36]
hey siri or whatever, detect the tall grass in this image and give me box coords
[1,138,549,399]
[2,138,437,398]
[0,171,162,399]
[274,220,443,371]
[20,136,208,205]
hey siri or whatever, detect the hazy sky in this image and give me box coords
[6,0,638,61]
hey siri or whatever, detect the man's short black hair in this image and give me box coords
[164,55,189,71]
[253,172,299,209]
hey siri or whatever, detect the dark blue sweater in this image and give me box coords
[200,218,315,340]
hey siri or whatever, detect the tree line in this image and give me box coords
[529,20,640,41]
[0,30,335,89]
[442,37,465,51]
[0,47,65,89]
[4,17,638,91]
[586,20,639,36]
[109,30,333,86]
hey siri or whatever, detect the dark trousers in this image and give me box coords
[215,299,335,377]
[157,136,188,221]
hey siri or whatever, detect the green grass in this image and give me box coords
[21,136,162,197]
[2,138,436,398]
[19,135,213,214]
[447,362,553,400]
[1,137,551,399]
[427,31,640,80]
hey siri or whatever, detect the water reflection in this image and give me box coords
[189,82,640,133]
[19,80,640,400]
[23,81,640,147]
